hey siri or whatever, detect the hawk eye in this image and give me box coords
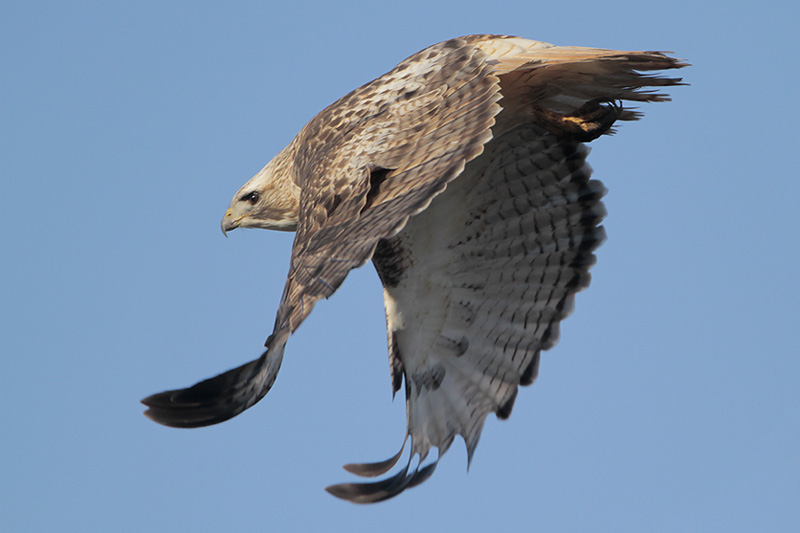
[241,191,260,205]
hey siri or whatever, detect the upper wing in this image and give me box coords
[278,37,505,333]
[141,37,504,427]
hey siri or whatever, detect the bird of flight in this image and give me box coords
[142,34,686,503]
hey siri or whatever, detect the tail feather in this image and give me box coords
[476,36,687,123]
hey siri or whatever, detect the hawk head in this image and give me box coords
[221,155,300,234]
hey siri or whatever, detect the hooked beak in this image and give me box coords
[221,209,239,237]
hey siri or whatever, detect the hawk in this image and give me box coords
[142,35,685,503]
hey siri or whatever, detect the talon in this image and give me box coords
[532,98,623,142]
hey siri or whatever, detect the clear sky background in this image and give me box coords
[3,1,799,531]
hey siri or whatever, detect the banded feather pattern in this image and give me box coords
[331,124,605,501]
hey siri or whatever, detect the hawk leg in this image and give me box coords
[532,98,622,142]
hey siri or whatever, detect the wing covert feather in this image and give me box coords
[275,37,503,333]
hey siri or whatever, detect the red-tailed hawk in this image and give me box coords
[142,35,686,503]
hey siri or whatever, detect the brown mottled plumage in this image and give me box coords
[142,35,686,503]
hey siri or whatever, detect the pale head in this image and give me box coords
[221,152,301,234]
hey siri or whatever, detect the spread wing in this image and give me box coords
[327,123,605,502]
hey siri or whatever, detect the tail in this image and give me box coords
[141,332,287,428]
[471,35,687,122]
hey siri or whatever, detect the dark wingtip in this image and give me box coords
[141,351,272,428]
[495,387,518,420]
[519,351,541,386]
[326,465,412,504]
[140,385,239,429]
[342,440,407,477]
[405,461,437,488]
[327,455,440,504]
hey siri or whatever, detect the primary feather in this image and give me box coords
[142,34,686,503]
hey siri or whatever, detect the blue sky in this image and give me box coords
[3,1,799,531]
